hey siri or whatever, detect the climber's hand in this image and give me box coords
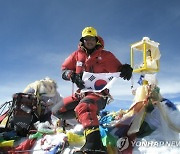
[71,73,85,89]
[120,64,133,80]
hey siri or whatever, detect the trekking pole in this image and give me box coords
[72,82,74,96]
[131,74,134,89]
[62,119,66,133]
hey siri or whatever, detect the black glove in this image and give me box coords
[71,73,85,89]
[120,64,133,80]
[62,70,85,89]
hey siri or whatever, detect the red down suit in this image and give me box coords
[60,38,123,128]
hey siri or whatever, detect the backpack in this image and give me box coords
[6,93,41,136]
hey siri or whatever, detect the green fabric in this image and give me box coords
[29,132,43,139]
[145,102,154,113]
[137,121,155,138]
[102,132,117,147]
[0,137,4,142]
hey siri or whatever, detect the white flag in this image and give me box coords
[81,72,120,92]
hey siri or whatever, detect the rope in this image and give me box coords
[0,101,12,115]
[8,149,42,153]
[75,91,114,104]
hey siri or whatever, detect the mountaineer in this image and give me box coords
[53,26,133,153]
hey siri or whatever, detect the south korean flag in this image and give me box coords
[81,72,120,92]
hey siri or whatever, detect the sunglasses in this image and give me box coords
[83,37,97,41]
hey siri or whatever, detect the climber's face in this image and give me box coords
[83,36,97,50]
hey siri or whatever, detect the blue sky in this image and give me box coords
[0,0,180,110]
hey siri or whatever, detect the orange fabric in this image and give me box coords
[75,102,99,128]
[62,49,122,73]
[0,111,7,122]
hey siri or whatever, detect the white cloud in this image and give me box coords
[158,78,180,94]
[36,52,66,66]
[0,83,26,104]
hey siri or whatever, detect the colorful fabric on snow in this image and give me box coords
[8,138,36,154]
[137,75,144,85]
[33,133,67,153]
[162,98,177,111]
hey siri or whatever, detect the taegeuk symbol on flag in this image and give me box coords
[81,72,120,92]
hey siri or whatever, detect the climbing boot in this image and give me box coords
[73,127,107,154]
